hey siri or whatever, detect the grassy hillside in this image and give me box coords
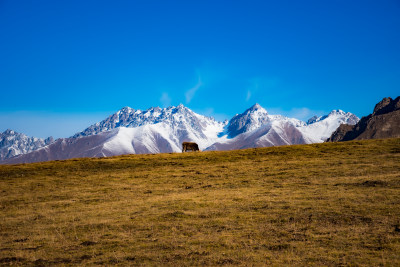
[1,138,400,266]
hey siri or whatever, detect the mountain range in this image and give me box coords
[0,103,359,164]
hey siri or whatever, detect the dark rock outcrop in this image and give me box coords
[327,97,400,142]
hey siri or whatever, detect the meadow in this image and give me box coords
[1,138,400,266]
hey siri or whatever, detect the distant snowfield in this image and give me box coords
[1,104,359,164]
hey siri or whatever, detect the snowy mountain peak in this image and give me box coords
[306,110,359,126]
[248,103,268,114]
[0,129,54,161]
[227,104,270,138]
[119,106,135,114]
[300,110,360,142]
[326,109,359,124]
[171,104,190,114]
[71,104,224,143]
[307,116,319,125]
[328,109,345,116]
[4,129,15,135]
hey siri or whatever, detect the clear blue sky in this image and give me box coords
[1,0,399,138]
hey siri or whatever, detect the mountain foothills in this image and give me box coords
[327,96,400,142]
[0,103,360,164]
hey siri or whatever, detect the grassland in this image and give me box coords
[0,138,400,266]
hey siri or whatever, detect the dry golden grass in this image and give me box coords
[0,138,400,266]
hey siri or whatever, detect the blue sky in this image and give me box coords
[1,0,399,138]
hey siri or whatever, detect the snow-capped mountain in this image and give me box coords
[226,104,308,138]
[3,123,194,164]
[208,120,309,151]
[207,106,359,151]
[0,129,54,161]
[1,104,359,164]
[2,105,225,164]
[73,104,225,150]
[298,110,360,143]
[227,104,271,137]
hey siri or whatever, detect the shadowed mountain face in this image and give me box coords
[327,97,400,142]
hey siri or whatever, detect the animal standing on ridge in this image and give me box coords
[182,142,200,152]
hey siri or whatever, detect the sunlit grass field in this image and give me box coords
[1,138,400,266]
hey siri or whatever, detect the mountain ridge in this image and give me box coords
[1,104,359,164]
[0,129,54,161]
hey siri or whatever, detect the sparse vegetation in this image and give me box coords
[1,138,400,266]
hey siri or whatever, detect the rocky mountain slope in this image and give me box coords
[1,104,359,164]
[0,129,54,161]
[327,97,400,142]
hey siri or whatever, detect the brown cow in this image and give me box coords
[182,142,200,152]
